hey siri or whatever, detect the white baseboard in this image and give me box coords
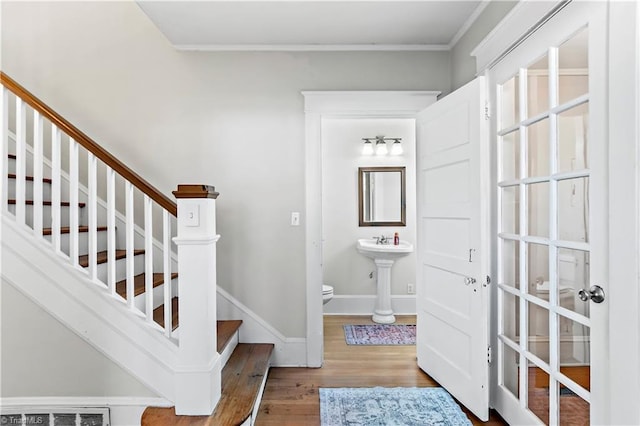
[0,397,172,426]
[216,287,307,367]
[322,295,416,315]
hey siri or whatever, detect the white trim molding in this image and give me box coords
[471,0,570,74]
[216,286,307,367]
[448,0,491,49]
[174,44,449,52]
[323,295,416,316]
[302,90,439,367]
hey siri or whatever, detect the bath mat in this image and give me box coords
[319,387,472,426]
[343,324,416,345]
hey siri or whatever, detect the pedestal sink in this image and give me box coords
[356,238,414,324]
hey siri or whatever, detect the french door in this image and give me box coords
[490,1,608,425]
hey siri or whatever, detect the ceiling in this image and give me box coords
[136,1,487,51]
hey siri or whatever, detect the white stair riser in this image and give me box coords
[8,178,52,200]
[93,253,146,285]
[8,203,83,228]
[43,230,109,257]
[133,278,179,312]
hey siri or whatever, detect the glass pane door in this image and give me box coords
[497,27,591,426]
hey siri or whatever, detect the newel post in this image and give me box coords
[172,184,221,415]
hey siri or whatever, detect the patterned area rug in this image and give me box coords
[319,387,472,426]
[343,324,416,345]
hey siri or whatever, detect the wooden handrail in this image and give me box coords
[0,71,177,217]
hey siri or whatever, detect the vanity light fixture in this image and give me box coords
[361,136,402,156]
[362,138,374,155]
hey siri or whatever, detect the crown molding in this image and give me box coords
[448,0,491,49]
[173,44,450,52]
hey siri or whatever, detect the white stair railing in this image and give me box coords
[1,73,222,415]
[1,75,179,339]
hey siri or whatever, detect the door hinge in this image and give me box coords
[487,345,492,364]
[483,275,491,287]
[484,101,491,120]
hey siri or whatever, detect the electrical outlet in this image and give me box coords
[407,283,415,294]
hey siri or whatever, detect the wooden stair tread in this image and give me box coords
[8,173,53,184]
[217,320,243,354]
[43,226,108,235]
[78,249,144,268]
[8,154,16,160]
[8,199,86,208]
[153,297,179,330]
[208,343,274,425]
[141,343,274,426]
[116,272,178,299]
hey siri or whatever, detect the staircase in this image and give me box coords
[1,72,273,424]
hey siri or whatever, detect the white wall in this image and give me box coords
[450,1,517,91]
[321,119,416,302]
[0,1,452,338]
[0,282,157,398]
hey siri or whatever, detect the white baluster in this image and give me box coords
[14,98,26,225]
[126,181,135,309]
[144,195,154,323]
[69,138,80,267]
[0,87,7,213]
[87,152,98,282]
[32,111,44,236]
[50,127,62,253]
[107,167,117,296]
[163,210,172,338]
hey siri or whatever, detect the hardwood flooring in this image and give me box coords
[255,315,508,425]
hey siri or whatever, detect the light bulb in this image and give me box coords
[362,139,374,155]
[375,139,387,156]
[391,139,403,155]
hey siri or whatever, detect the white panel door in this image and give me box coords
[416,77,489,421]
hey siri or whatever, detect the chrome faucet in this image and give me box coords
[374,235,391,245]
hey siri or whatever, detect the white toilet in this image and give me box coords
[322,284,334,305]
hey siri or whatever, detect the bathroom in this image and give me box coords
[320,117,417,318]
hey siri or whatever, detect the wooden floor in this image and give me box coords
[256,315,508,425]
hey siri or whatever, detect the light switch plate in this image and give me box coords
[291,212,300,226]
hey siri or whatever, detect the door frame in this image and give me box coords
[472,0,640,423]
[302,91,439,367]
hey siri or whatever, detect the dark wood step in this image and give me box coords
[8,199,86,208]
[141,343,274,426]
[116,272,178,300]
[217,320,243,354]
[78,249,145,268]
[153,297,179,331]
[8,154,16,160]
[208,343,274,425]
[8,173,53,184]
[43,225,108,235]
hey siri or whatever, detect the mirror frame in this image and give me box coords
[358,166,406,227]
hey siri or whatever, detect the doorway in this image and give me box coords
[320,118,417,320]
[302,91,439,367]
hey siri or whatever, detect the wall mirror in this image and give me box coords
[358,166,406,227]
